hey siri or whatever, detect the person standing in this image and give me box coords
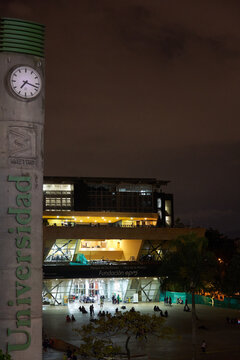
[201,340,207,353]
[90,304,94,316]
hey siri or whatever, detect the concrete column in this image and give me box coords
[0,52,44,359]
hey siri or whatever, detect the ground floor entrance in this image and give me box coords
[43,277,161,305]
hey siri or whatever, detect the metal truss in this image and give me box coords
[42,281,63,305]
[46,239,74,261]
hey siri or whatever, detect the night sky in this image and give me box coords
[1,0,240,237]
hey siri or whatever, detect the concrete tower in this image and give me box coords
[0,18,45,359]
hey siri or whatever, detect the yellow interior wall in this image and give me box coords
[121,239,142,261]
[48,219,62,226]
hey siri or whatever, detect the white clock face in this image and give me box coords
[9,66,42,99]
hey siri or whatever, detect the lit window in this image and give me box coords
[165,216,172,226]
[43,184,73,191]
[165,200,172,215]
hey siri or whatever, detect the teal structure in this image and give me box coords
[160,291,240,310]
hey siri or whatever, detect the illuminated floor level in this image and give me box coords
[43,277,160,305]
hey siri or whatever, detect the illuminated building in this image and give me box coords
[43,176,205,304]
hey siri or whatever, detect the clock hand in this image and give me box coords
[20,80,28,88]
[26,82,39,89]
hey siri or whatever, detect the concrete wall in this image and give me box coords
[0,53,44,359]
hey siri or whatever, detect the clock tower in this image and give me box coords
[0,18,45,360]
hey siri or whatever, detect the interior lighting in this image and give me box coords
[80,220,83,222]
[144,218,147,220]
[102,217,104,219]
[87,217,90,219]
[57,216,59,218]
[108,220,111,223]
[72,216,74,218]
[116,217,119,219]
[94,220,97,222]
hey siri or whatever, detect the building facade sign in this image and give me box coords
[44,264,162,279]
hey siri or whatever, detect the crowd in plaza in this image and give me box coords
[43,298,240,360]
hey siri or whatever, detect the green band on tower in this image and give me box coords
[0,18,45,57]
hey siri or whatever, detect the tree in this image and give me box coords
[74,311,173,360]
[206,228,236,263]
[220,253,240,296]
[0,350,11,360]
[160,233,218,360]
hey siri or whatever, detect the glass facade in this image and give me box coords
[87,183,153,212]
[42,178,173,223]
[42,277,160,305]
[43,184,74,211]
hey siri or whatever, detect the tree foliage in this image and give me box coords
[206,228,236,263]
[220,253,240,296]
[160,233,218,360]
[160,233,217,293]
[0,350,11,360]
[74,311,173,359]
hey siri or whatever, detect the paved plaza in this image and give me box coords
[43,301,240,360]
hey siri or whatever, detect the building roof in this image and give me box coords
[44,176,170,186]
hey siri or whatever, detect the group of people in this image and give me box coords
[78,305,88,314]
[112,294,120,304]
[226,316,240,325]
[164,296,172,306]
[153,306,168,317]
[66,315,76,322]
[177,297,184,304]
[97,310,111,317]
[163,296,191,311]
